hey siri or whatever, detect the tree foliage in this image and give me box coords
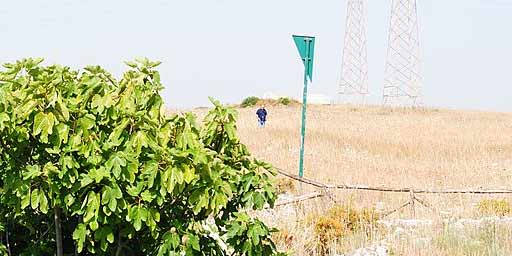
[0,58,283,255]
[240,97,260,108]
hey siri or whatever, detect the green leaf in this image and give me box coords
[68,133,82,151]
[225,123,236,140]
[189,235,200,251]
[142,160,158,188]
[65,194,75,207]
[39,191,49,214]
[91,94,105,113]
[131,130,148,154]
[126,161,138,183]
[101,187,112,205]
[33,112,55,143]
[106,118,129,149]
[214,194,228,210]
[47,89,58,107]
[105,152,126,178]
[107,230,115,243]
[56,97,70,121]
[31,188,40,210]
[108,197,117,212]
[0,112,9,131]
[131,206,147,231]
[73,224,87,253]
[124,61,138,68]
[183,165,195,184]
[111,184,123,199]
[17,100,38,121]
[23,165,41,180]
[88,167,110,183]
[43,162,59,176]
[94,226,114,245]
[101,186,120,212]
[168,167,184,193]
[141,190,154,203]
[78,114,96,132]
[21,189,31,209]
[127,183,144,197]
[80,173,94,188]
[55,123,69,144]
[152,209,160,222]
[84,191,99,223]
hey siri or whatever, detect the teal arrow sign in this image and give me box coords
[292,35,315,178]
[293,35,315,82]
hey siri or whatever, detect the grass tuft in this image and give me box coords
[477,199,511,217]
[313,203,379,254]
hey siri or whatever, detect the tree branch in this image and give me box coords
[54,207,63,256]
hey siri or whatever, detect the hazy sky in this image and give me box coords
[2,0,512,111]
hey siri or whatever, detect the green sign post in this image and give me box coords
[293,35,315,177]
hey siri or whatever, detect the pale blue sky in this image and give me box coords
[1,0,512,111]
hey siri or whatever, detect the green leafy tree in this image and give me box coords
[0,58,284,255]
[240,97,260,108]
[277,97,291,106]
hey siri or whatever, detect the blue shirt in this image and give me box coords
[256,108,267,121]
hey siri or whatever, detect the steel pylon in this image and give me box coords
[383,0,423,106]
[338,0,369,104]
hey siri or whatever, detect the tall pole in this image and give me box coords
[293,35,315,177]
[298,38,312,178]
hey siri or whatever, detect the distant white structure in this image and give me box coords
[261,92,331,105]
[307,94,332,105]
[262,92,281,100]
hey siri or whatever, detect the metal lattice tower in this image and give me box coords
[383,0,423,106]
[338,0,369,104]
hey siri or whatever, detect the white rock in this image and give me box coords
[346,244,388,256]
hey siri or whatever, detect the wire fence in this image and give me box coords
[274,167,512,212]
[275,168,512,194]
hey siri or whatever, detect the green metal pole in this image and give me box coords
[298,39,311,178]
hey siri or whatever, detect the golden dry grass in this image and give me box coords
[193,104,512,255]
[235,105,512,189]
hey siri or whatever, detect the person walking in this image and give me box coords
[256,105,268,128]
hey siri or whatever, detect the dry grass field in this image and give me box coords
[194,104,512,255]
[236,105,512,190]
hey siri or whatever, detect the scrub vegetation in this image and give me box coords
[210,104,512,255]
